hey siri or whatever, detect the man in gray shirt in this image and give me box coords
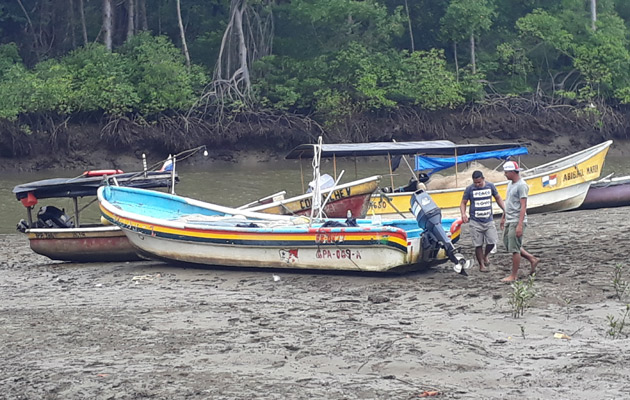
[500,161,539,282]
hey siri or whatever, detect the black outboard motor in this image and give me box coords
[37,206,75,229]
[410,190,470,275]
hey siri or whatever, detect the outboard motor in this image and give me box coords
[37,206,75,229]
[410,190,470,275]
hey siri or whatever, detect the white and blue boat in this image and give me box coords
[98,185,470,273]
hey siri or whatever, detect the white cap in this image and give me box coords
[503,161,521,172]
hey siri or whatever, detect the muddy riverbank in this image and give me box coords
[1,206,630,399]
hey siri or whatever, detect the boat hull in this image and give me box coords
[367,141,612,219]
[99,186,454,273]
[26,225,141,262]
[578,176,630,209]
[123,231,431,272]
[246,176,380,218]
[15,169,180,262]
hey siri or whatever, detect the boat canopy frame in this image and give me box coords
[285,140,527,191]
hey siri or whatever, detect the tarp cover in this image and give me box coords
[13,171,178,201]
[285,141,525,159]
[415,147,529,175]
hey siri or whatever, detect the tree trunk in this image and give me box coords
[138,0,148,31]
[194,0,273,117]
[79,0,88,45]
[590,0,597,31]
[103,0,113,50]
[16,0,41,60]
[176,0,191,69]
[404,0,414,52]
[454,41,459,81]
[69,0,76,49]
[234,5,251,90]
[127,0,135,40]
[470,33,476,74]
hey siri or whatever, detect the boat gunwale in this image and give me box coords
[99,187,417,236]
[245,175,381,212]
[375,140,613,197]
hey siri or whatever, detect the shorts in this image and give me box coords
[469,219,499,248]
[503,222,526,254]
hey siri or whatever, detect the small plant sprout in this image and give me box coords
[509,274,536,318]
[612,263,629,301]
[563,297,572,320]
[607,304,630,339]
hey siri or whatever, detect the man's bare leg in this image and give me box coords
[502,252,521,282]
[483,244,494,266]
[520,248,539,275]
[476,247,488,272]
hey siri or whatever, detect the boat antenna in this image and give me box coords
[142,153,148,178]
[124,145,209,184]
[309,137,323,226]
[170,155,177,194]
[168,145,209,194]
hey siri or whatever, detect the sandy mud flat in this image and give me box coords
[1,207,630,399]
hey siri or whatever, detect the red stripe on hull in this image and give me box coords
[294,194,372,218]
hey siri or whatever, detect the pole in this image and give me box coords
[388,153,394,191]
[454,149,459,187]
[170,156,176,194]
[73,197,80,227]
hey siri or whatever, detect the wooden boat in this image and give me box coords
[285,140,613,219]
[98,185,470,273]
[14,169,179,262]
[240,175,381,218]
[577,174,630,210]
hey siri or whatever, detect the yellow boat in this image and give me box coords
[285,140,612,219]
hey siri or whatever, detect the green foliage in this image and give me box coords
[516,6,630,102]
[441,0,497,41]
[607,304,630,339]
[606,264,630,339]
[0,64,32,120]
[30,60,73,114]
[0,58,72,119]
[508,274,536,318]
[0,43,22,79]
[273,0,405,58]
[253,45,464,120]
[3,0,630,123]
[62,44,139,116]
[118,33,207,116]
[458,69,488,102]
[612,263,629,301]
[0,34,207,120]
[392,49,464,109]
[517,9,574,53]
[496,42,533,92]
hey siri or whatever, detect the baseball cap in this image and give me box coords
[503,161,521,172]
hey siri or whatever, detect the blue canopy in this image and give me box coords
[415,147,529,175]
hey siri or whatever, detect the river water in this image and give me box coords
[2,154,629,235]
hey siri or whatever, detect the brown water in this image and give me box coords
[2,155,629,235]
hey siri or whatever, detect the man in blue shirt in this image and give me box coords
[500,161,539,282]
[460,170,506,272]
